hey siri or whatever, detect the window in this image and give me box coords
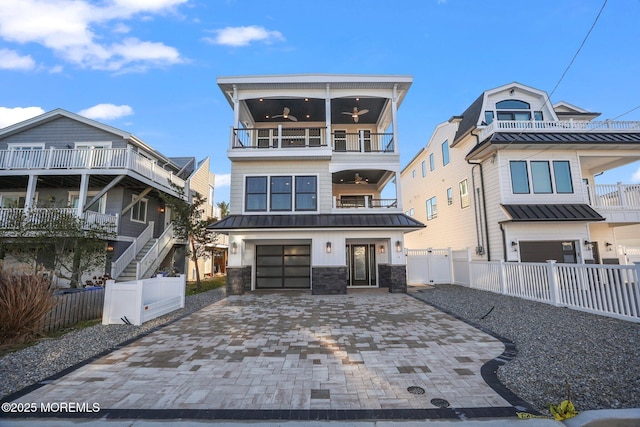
[531,161,552,193]
[246,176,267,211]
[447,187,453,205]
[429,153,435,171]
[553,161,573,193]
[421,160,426,177]
[484,111,494,125]
[510,160,574,194]
[295,176,317,211]
[7,143,45,168]
[510,161,530,194]
[270,177,292,211]
[486,99,544,123]
[0,193,28,208]
[69,191,106,213]
[246,175,317,212]
[459,179,470,208]
[426,196,437,220]
[441,140,450,166]
[412,169,416,178]
[130,196,147,223]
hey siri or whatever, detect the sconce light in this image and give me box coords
[395,240,402,252]
[605,242,613,251]
[584,240,592,247]
[511,241,517,246]
[326,241,332,253]
[379,245,385,254]
[106,244,114,252]
[511,241,518,251]
[231,242,237,254]
[159,206,165,213]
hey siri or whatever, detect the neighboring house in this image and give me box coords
[209,74,424,294]
[402,82,640,264]
[0,109,214,284]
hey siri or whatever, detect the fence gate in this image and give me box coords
[406,248,453,285]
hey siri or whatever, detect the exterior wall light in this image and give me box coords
[395,240,402,252]
[326,242,332,253]
[231,242,237,254]
[106,244,114,252]
[379,245,385,254]
[159,206,165,213]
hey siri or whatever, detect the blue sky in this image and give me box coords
[1,0,639,205]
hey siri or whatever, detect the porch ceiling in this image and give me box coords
[244,97,388,125]
[332,169,389,185]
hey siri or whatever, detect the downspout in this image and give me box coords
[466,130,492,260]
[499,222,508,262]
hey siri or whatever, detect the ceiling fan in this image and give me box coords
[342,107,369,123]
[272,107,298,122]
[353,173,369,184]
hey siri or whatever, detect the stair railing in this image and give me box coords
[136,223,175,279]
[110,221,154,279]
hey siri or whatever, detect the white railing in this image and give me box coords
[0,207,118,231]
[478,120,640,141]
[111,221,154,279]
[585,183,640,210]
[0,148,185,192]
[136,223,175,280]
[464,260,640,322]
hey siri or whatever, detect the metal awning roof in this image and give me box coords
[502,204,605,222]
[208,213,425,231]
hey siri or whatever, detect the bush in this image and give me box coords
[0,269,58,344]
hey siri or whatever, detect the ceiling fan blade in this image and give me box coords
[353,116,359,123]
[357,109,369,115]
[341,112,352,115]
[272,114,283,119]
[288,115,298,122]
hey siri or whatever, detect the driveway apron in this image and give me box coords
[12,291,525,415]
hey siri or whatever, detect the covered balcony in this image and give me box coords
[478,119,640,142]
[331,169,400,213]
[585,183,640,223]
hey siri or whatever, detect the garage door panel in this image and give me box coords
[256,244,311,289]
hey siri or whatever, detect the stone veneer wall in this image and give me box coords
[378,264,407,293]
[226,266,251,295]
[312,266,347,295]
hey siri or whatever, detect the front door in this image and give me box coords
[349,244,377,287]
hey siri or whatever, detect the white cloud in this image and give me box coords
[78,104,133,120]
[0,48,35,70]
[0,107,45,129]
[214,173,231,187]
[205,26,284,47]
[0,0,186,72]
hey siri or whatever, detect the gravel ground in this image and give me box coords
[2,284,639,416]
[0,287,226,400]
[410,284,640,414]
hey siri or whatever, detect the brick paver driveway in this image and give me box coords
[13,290,530,418]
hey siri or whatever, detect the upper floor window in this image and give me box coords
[412,169,416,178]
[441,140,450,166]
[246,175,317,212]
[69,191,106,213]
[130,195,147,223]
[429,153,435,171]
[426,196,437,220]
[459,179,470,208]
[484,99,543,124]
[421,160,427,177]
[509,160,574,195]
[446,188,453,205]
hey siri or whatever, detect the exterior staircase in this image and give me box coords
[116,238,157,282]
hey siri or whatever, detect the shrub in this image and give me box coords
[0,269,58,344]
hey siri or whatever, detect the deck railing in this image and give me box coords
[0,147,185,192]
[0,207,118,232]
[230,127,394,153]
[478,119,640,142]
[585,183,640,210]
[333,197,397,209]
[111,222,154,279]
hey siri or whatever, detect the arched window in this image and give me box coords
[496,100,530,109]
[484,99,543,124]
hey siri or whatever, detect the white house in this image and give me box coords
[401,82,640,264]
[209,74,424,294]
[0,109,216,284]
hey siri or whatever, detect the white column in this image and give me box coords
[24,174,38,212]
[391,84,399,154]
[231,85,240,150]
[77,173,89,216]
[325,84,331,148]
[395,170,403,211]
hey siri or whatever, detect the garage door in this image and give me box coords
[255,245,311,289]
[519,241,577,263]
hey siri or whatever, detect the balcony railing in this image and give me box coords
[479,120,640,142]
[0,147,185,192]
[0,208,119,232]
[230,127,394,153]
[333,197,398,209]
[585,183,640,210]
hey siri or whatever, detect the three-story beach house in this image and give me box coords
[402,82,640,264]
[209,74,424,294]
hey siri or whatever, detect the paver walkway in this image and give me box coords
[11,290,529,419]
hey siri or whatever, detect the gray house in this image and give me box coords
[0,109,211,284]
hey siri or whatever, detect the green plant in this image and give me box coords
[0,269,57,344]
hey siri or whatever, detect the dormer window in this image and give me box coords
[484,99,543,124]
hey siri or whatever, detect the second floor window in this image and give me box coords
[246,175,317,212]
[442,140,450,166]
[426,196,437,220]
[131,196,147,223]
[509,160,574,195]
[421,160,426,177]
[429,153,435,171]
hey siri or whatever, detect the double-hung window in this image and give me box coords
[426,196,437,220]
[246,177,268,211]
[459,179,470,208]
[295,176,317,211]
[270,177,292,211]
[130,195,147,223]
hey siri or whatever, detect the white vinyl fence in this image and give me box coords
[409,248,640,323]
[102,275,185,326]
[406,248,452,285]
